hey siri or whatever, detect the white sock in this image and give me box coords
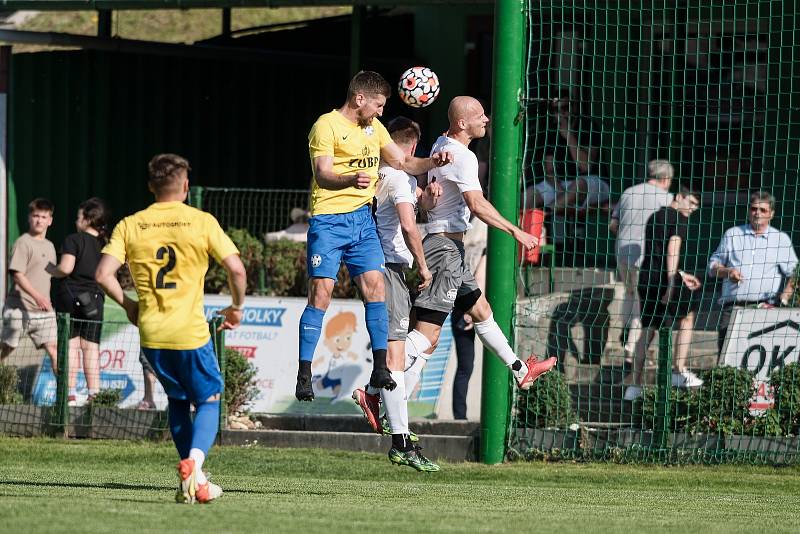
[404,353,429,401]
[474,315,527,381]
[404,330,432,369]
[87,388,99,396]
[365,385,381,396]
[68,388,77,397]
[380,371,408,435]
[189,448,207,484]
[404,330,434,400]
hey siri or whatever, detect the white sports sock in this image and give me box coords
[404,330,433,400]
[474,315,520,367]
[380,371,408,435]
[404,353,429,401]
[189,448,207,484]
[404,330,432,369]
[365,385,381,396]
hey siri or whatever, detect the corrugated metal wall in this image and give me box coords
[9,47,407,247]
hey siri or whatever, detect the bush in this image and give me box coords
[639,386,696,432]
[223,348,259,417]
[769,362,800,435]
[205,228,265,294]
[516,371,577,428]
[0,365,21,404]
[262,240,307,296]
[689,367,755,435]
[90,389,122,407]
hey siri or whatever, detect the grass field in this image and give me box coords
[2,438,800,533]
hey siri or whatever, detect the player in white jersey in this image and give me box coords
[352,117,442,471]
[404,97,557,396]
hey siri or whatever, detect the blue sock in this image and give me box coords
[364,301,388,352]
[167,398,193,459]
[191,400,220,456]
[299,306,325,362]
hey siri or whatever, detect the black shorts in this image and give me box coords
[53,288,105,344]
[637,280,697,329]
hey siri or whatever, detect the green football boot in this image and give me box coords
[388,446,440,472]
[380,415,419,443]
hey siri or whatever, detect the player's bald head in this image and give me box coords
[448,96,482,126]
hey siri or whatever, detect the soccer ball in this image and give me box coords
[398,67,440,108]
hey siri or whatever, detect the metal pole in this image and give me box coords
[221,8,232,37]
[188,186,203,209]
[210,318,226,433]
[481,0,525,464]
[97,10,112,38]
[654,326,673,452]
[349,6,364,76]
[53,313,71,437]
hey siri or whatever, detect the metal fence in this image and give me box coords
[0,314,225,440]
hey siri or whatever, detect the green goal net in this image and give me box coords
[510,0,800,464]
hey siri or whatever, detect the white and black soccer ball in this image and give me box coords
[398,66,440,108]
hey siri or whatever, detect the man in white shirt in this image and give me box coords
[609,160,674,362]
[351,117,442,471]
[403,96,557,395]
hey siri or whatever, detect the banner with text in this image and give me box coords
[722,307,800,412]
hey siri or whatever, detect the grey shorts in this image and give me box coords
[413,234,480,314]
[384,263,411,341]
[1,307,57,349]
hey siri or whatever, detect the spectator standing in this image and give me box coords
[707,190,798,355]
[610,160,674,364]
[49,198,109,406]
[450,216,487,419]
[0,199,58,375]
[624,188,703,401]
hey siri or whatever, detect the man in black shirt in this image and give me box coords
[624,187,703,401]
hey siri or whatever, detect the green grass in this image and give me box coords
[2,438,800,533]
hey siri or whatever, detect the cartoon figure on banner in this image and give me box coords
[312,311,363,402]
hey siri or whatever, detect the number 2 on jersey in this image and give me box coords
[155,245,177,289]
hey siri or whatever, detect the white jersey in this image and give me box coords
[376,164,417,267]
[426,135,483,234]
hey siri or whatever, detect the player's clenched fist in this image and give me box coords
[425,181,443,199]
[431,151,454,167]
[351,171,372,189]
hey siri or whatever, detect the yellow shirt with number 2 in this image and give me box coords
[308,110,392,216]
[102,201,239,350]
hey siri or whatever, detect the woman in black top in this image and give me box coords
[49,198,109,406]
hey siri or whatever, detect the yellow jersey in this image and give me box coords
[102,201,239,350]
[308,110,393,215]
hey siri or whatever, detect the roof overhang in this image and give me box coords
[0,0,489,8]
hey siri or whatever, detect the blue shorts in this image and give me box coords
[307,205,385,279]
[141,339,224,403]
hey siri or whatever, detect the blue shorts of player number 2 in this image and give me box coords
[141,339,224,403]
[306,204,386,279]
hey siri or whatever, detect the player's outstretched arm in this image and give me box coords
[216,254,246,331]
[95,254,139,326]
[381,142,453,176]
[463,190,539,251]
[313,156,371,190]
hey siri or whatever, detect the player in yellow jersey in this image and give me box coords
[95,154,246,504]
[296,70,453,401]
